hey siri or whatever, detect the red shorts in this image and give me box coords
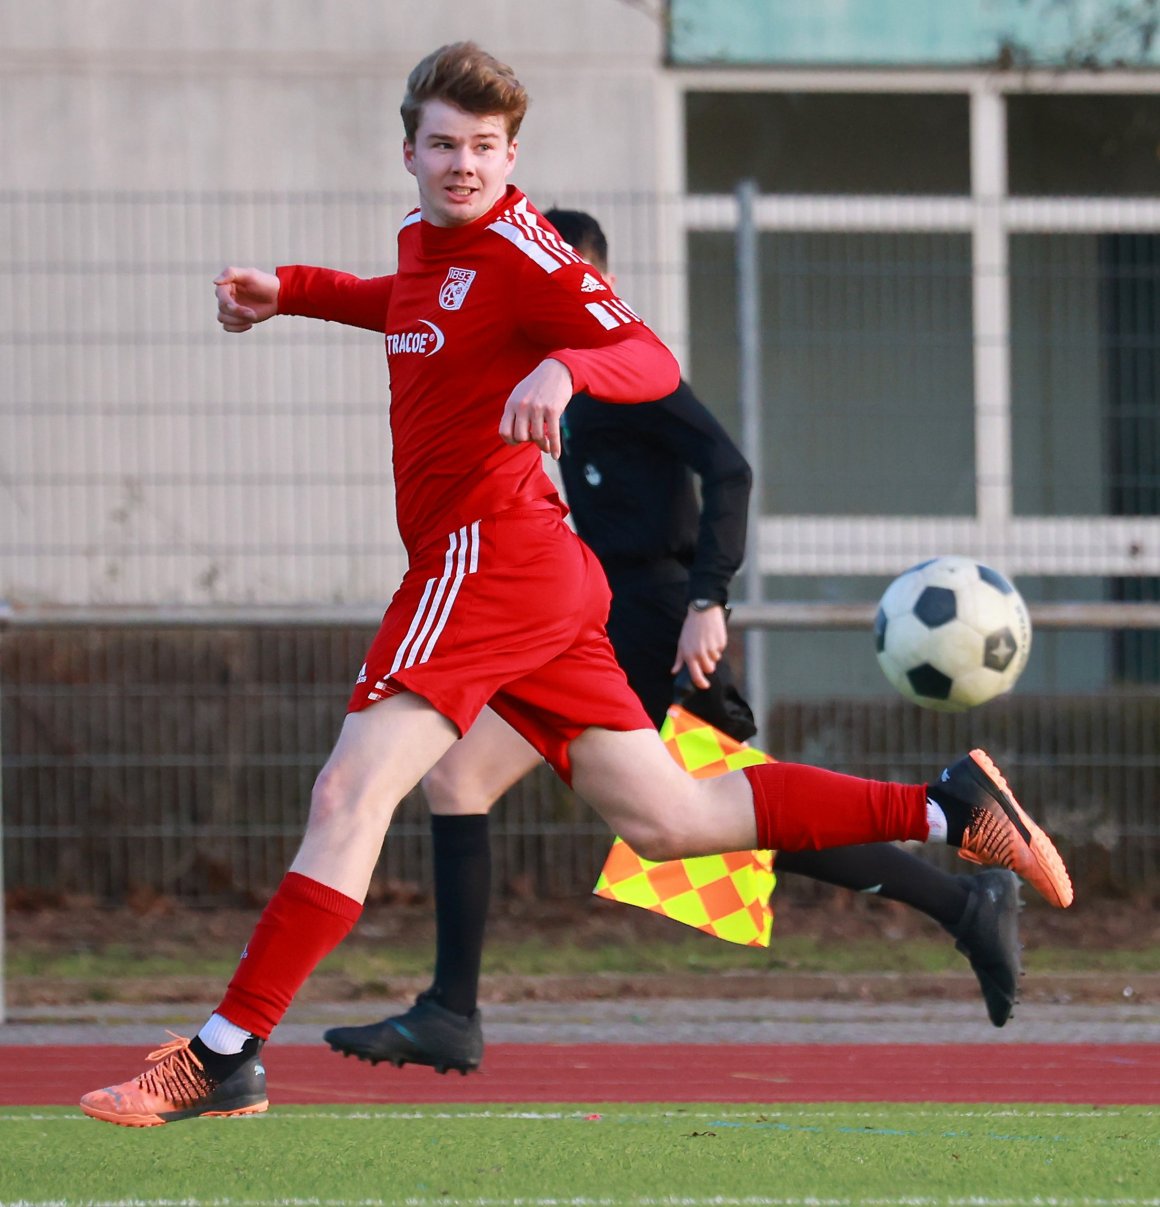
[348,504,651,782]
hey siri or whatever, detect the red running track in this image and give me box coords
[3,1044,1158,1106]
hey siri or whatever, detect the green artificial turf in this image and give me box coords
[2,1103,1157,1205]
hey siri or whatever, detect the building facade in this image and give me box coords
[3,0,1158,687]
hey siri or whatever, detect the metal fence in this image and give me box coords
[2,613,1156,906]
[4,188,1160,608]
[0,188,679,608]
[2,188,1158,905]
[0,618,601,906]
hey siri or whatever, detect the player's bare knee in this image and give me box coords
[307,765,348,827]
[308,762,389,831]
[422,765,494,813]
[420,761,467,808]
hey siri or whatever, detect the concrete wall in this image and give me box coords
[3,0,667,194]
[1,1,671,606]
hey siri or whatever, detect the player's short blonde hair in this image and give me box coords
[401,42,529,143]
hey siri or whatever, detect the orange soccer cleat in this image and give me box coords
[79,1033,268,1127]
[930,749,1074,910]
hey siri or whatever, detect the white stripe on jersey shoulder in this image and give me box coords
[399,209,422,232]
[605,297,641,324]
[584,300,643,330]
[488,197,583,274]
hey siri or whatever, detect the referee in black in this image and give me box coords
[552,209,755,741]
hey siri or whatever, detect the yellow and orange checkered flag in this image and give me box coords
[593,704,776,947]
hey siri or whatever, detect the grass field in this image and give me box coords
[11,930,1160,982]
[2,1103,1157,1205]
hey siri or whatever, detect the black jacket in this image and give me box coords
[558,379,752,606]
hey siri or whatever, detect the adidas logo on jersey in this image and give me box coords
[580,273,606,293]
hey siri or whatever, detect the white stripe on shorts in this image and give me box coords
[388,522,480,676]
[418,520,478,664]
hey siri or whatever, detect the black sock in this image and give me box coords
[775,843,970,929]
[924,783,976,848]
[189,1034,263,1083]
[428,813,491,1017]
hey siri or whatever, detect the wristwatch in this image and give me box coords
[690,598,732,621]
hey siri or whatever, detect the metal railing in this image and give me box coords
[2,602,1156,906]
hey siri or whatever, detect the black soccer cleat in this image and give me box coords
[323,992,483,1075]
[945,868,1023,1028]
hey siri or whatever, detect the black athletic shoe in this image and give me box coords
[946,868,1022,1028]
[323,992,483,1075]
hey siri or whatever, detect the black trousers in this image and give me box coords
[605,566,756,744]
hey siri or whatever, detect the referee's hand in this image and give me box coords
[672,606,728,690]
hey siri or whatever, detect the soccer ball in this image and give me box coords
[873,556,1032,712]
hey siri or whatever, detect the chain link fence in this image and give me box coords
[2,616,1156,905]
[2,189,1158,905]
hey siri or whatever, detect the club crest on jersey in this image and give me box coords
[439,267,477,311]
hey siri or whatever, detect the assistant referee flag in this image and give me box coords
[593,704,776,947]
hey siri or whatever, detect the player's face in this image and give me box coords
[404,99,517,227]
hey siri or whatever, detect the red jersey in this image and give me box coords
[276,187,679,556]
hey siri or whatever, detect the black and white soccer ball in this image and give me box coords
[873,556,1032,712]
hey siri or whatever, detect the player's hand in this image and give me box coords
[214,266,280,333]
[672,606,729,690]
[499,358,574,459]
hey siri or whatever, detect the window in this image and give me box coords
[685,92,970,194]
[1008,94,1160,196]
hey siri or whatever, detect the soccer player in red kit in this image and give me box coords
[80,42,1073,1127]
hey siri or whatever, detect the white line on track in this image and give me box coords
[2,1107,1157,1125]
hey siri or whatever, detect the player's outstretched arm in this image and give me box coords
[499,357,574,459]
[214,266,280,334]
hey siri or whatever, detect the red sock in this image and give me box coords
[744,762,929,852]
[216,871,362,1038]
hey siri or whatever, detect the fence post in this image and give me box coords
[735,179,768,746]
[0,601,9,1023]
[969,83,1013,527]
